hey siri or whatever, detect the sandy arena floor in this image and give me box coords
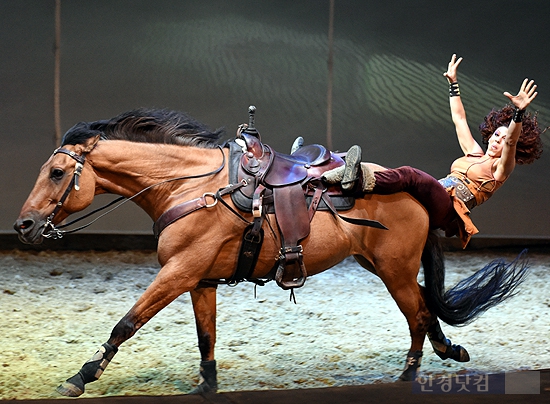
[1,249,549,400]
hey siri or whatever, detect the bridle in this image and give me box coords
[42,147,86,239]
[41,145,227,239]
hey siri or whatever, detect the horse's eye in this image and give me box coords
[50,168,65,181]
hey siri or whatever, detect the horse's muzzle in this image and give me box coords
[13,214,46,245]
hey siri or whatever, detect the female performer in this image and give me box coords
[325,54,544,247]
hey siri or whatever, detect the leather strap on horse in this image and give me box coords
[153,193,217,238]
[308,186,324,222]
[153,179,252,239]
[272,184,310,290]
[321,192,388,230]
[231,217,264,284]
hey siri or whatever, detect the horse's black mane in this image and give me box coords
[61,108,225,148]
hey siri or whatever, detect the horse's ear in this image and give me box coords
[76,134,101,154]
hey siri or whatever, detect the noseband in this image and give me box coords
[42,148,86,239]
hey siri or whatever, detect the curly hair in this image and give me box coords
[478,104,543,165]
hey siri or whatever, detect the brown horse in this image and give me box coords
[14,109,528,397]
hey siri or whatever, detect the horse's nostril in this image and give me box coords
[15,218,35,232]
[22,220,34,229]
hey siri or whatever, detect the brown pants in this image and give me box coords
[373,166,456,229]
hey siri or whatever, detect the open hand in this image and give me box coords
[443,54,463,83]
[504,79,538,110]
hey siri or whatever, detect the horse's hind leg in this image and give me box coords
[188,284,218,394]
[376,263,432,381]
[427,318,470,362]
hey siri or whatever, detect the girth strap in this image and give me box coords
[231,218,264,284]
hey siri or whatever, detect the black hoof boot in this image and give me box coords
[433,340,470,362]
[189,360,218,394]
[57,373,85,397]
[56,342,118,397]
[428,321,470,362]
[399,350,422,381]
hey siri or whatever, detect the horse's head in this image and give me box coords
[14,135,100,244]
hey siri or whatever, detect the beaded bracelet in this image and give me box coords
[449,82,460,97]
[513,107,525,123]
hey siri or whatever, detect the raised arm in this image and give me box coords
[443,54,484,156]
[494,78,538,179]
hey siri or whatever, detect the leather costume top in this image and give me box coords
[449,153,506,206]
[440,154,507,248]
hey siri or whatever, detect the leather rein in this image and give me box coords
[42,145,228,239]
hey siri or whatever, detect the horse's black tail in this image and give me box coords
[422,231,530,326]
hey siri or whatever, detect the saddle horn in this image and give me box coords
[243,105,260,139]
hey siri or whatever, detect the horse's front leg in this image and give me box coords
[188,284,218,394]
[56,261,200,397]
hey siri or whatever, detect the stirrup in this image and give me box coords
[341,145,362,191]
[275,246,307,290]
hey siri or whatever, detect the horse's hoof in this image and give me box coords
[188,360,218,394]
[56,373,85,397]
[188,381,217,395]
[399,368,417,381]
[399,350,422,381]
[399,370,416,382]
[434,343,470,362]
[56,381,84,397]
[453,344,470,362]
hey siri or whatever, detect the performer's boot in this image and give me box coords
[290,136,304,154]
[341,145,362,191]
[323,146,375,192]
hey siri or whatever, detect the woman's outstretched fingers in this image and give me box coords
[444,53,463,82]
[504,78,538,109]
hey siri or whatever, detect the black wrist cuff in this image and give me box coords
[449,82,460,97]
[513,107,525,123]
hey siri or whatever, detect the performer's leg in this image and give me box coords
[322,157,454,229]
[373,167,455,229]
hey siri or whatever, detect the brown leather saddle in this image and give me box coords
[225,107,386,290]
[154,107,386,290]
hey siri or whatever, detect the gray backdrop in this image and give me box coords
[2,0,549,237]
